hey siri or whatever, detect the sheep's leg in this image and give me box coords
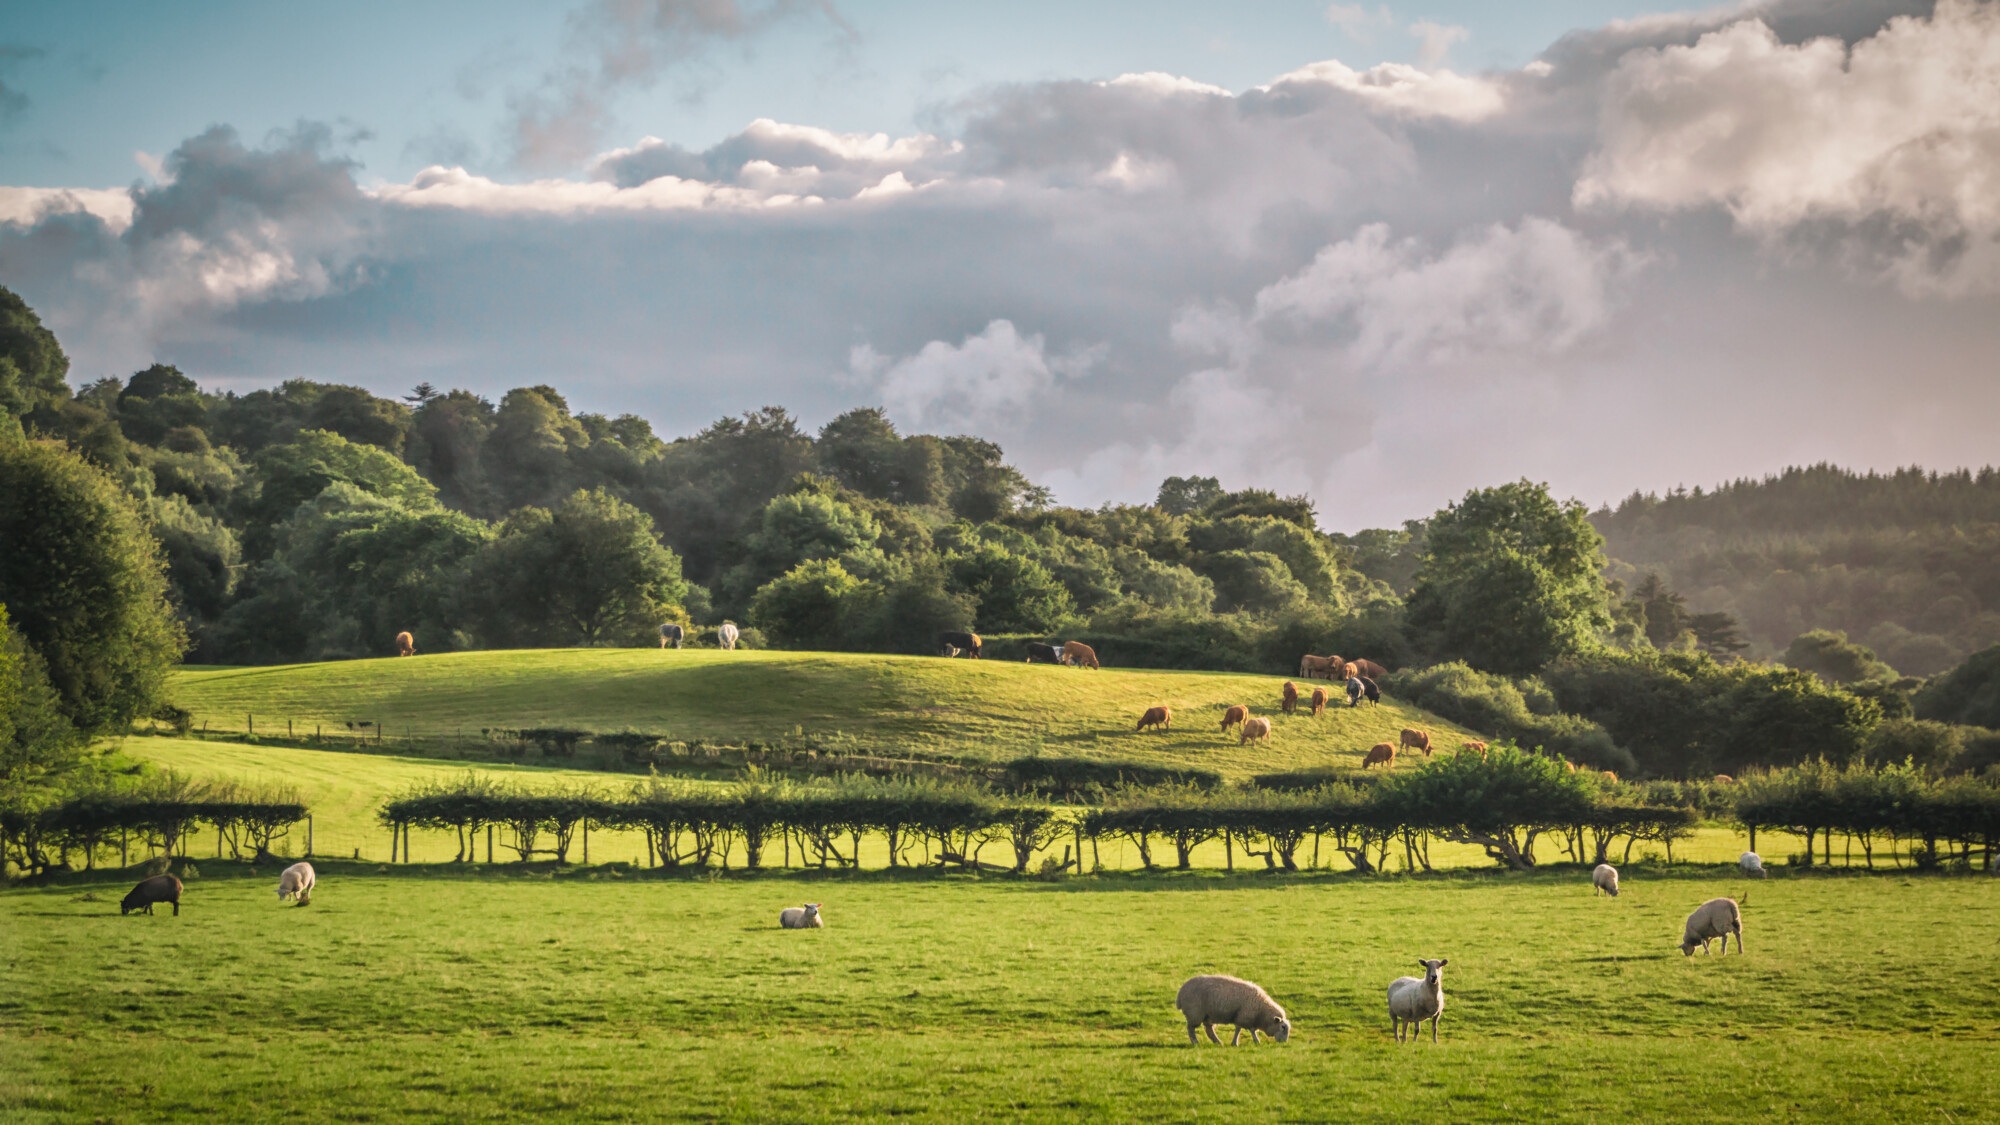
[1250,1029,1261,1044]
[1204,1023,1222,1046]
[1230,1027,1242,1046]
[1185,1021,1200,1046]
[1430,1015,1440,1044]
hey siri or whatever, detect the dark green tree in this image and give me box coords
[0,605,81,784]
[1155,475,1222,516]
[1783,629,1896,684]
[947,542,1073,633]
[0,285,70,432]
[471,489,687,646]
[749,559,862,649]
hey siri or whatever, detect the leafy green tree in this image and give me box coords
[1195,550,1309,614]
[114,364,208,446]
[1914,642,2000,729]
[1783,629,1896,684]
[749,559,862,649]
[470,489,687,646]
[0,439,185,733]
[1377,746,1597,869]
[1156,475,1223,516]
[840,555,979,655]
[0,605,80,784]
[1627,573,1690,648]
[0,285,70,432]
[947,542,1073,633]
[1249,520,1341,603]
[1406,480,1612,675]
[242,429,439,555]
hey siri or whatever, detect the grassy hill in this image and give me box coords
[166,650,1483,780]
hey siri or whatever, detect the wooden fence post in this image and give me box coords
[377,722,383,746]
[583,820,589,865]
[487,825,493,864]
[306,814,313,857]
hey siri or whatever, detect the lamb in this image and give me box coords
[1362,742,1396,769]
[1679,897,1743,956]
[1281,681,1299,714]
[1239,717,1272,744]
[1175,974,1291,1046]
[779,903,824,929]
[1739,851,1766,879]
[121,874,183,916]
[1387,959,1448,1043]
[1220,704,1248,732]
[1592,863,1619,897]
[1137,706,1173,732]
[1309,686,1328,717]
[277,861,316,906]
[1399,728,1432,757]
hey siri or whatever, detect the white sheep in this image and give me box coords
[1739,851,1766,879]
[778,903,823,929]
[1387,959,1449,1043]
[1592,863,1619,897]
[1679,897,1743,956]
[1175,974,1291,1046]
[276,861,315,906]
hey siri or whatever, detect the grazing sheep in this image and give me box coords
[1713,774,1735,785]
[1679,897,1743,956]
[1061,640,1100,670]
[1175,974,1291,1046]
[779,903,824,929]
[1592,863,1619,897]
[1298,654,1340,680]
[1220,705,1248,733]
[1309,686,1328,717]
[394,630,415,657]
[277,861,316,906]
[1281,681,1299,714]
[1363,743,1396,769]
[1399,728,1432,757]
[718,622,740,650]
[1352,658,1389,680]
[1387,959,1449,1044]
[1461,741,1488,757]
[1137,706,1173,732]
[1739,851,1767,878]
[1239,717,1272,744]
[121,874,183,916]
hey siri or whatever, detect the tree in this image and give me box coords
[947,542,1073,633]
[749,559,862,649]
[471,489,687,646]
[1406,480,1612,675]
[0,439,185,734]
[244,428,438,551]
[1783,629,1896,684]
[1195,550,1309,614]
[1914,643,2000,729]
[1628,573,1690,648]
[1156,475,1222,516]
[0,285,70,431]
[0,605,80,784]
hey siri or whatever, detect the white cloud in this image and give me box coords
[374,164,811,213]
[859,320,1102,431]
[1262,59,1505,121]
[0,187,136,232]
[1325,4,1394,45]
[1098,72,1233,98]
[1408,20,1470,70]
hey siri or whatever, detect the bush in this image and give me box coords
[1385,662,1635,774]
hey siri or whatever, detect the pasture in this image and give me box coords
[166,650,1475,778]
[3,867,1995,1123]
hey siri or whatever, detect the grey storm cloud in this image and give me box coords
[2,0,1997,528]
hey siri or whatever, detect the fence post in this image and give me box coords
[248,713,253,735]
[377,722,383,746]
[306,814,313,857]
[583,820,589,865]
[487,825,493,864]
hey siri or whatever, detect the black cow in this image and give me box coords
[939,631,982,659]
[659,623,684,650]
[1025,642,1063,665]
[1361,676,1381,705]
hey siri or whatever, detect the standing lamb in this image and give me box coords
[1137,706,1173,733]
[277,861,316,906]
[121,874,183,916]
[1399,728,1432,757]
[779,903,824,929]
[1679,897,1744,956]
[1175,974,1291,1046]
[1592,863,1619,897]
[718,622,740,651]
[1387,959,1449,1044]
[1739,851,1767,878]
[1219,705,1248,733]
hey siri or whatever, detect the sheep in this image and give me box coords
[394,630,415,657]
[1679,897,1743,956]
[121,874,183,916]
[1739,851,1767,879]
[1220,704,1248,733]
[1387,959,1448,1044]
[1175,974,1291,1046]
[1281,681,1299,714]
[277,861,316,906]
[1137,706,1172,732]
[1309,686,1328,717]
[1461,741,1488,757]
[1592,863,1619,897]
[1239,717,1272,744]
[779,903,824,929]
[1363,742,1396,769]
[1399,728,1432,757]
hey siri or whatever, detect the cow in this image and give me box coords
[1061,641,1100,670]
[941,631,983,659]
[1346,676,1364,708]
[1239,717,1272,744]
[1025,642,1064,665]
[394,631,415,657]
[1461,741,1488,758]
[1363,743,1396,769]
[659,623,684,650]
[1298,654,1341,680]
[1352,658,1389,680]
[1281,681,1299,714]
[1399,728,1432,757]
[1360,676,1381,705]
[1137,706,1172,732]
[1341,662,1358,681]
[718,622,740,651]
[1220,705,1248,733]
[1309,686,1328,717]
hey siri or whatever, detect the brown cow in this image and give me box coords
[1601,770,1619,782]
[1239,716,1272,744]
[1340,662,1358,681]
[1220,705,1248,732]
[1713,774,1736,785]
[1062,641,1100,670]
[1309,686,1328,717]
[1399,728,1432,757]
[395,631,415,657]
[1137,706,1172,732]
[1362,743,1396,769]
[1281,681,1299,714]
[1351,658,1388,680]
[1298,654,1340,680]
[1461,741,1488,758]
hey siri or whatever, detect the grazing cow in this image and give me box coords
[718,622,740,651]
[1363,743,1396,769]
[1240,717,1272,744]
[1399,728,1432,757]
[1137,706,1173,732]
[1061,641,1100,670]
[1281,681,1299,714]
[659,623,684,650]
[1346,676,1364,708]
[940,631,982,659]
[1298,654,1340,680]
[394,631,415,657]
[122,874,183,916]
[1341,662,1358,681]
[1309,686,1328,717]
[1352,658,1388,680]
[1360,676,1381,705]
[1461,741,1488,758]
[1025,642,1063,665]
[1220,705,1248,733]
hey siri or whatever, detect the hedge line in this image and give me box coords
[1,776,308,874]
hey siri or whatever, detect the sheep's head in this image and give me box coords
[1679,938,1701,956]
[1418,958,1448,984]
[1264,1013,1291,1043]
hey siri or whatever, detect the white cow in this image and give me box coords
[718,622,740,651]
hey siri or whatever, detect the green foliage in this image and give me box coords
[1385,662,1631,773]
[1915,642,2000,729]
[243,429,438,554]
[1377,746,1600,868]
[0,606,80,785]
[0,285,70,426]
[469,489,688,647]
[1784,629,1897,684]
[0,439,185,735]
[1406,480,1612,675]
[750,559,863,649]
[946,541,1073,634]
[1154,474,1222,516]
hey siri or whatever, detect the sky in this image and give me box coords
[1,0,1995,530]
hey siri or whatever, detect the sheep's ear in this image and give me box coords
[1438,959,1449,967]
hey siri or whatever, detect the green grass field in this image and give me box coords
[166,650,1479,778]
[3,866,1995,1123]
